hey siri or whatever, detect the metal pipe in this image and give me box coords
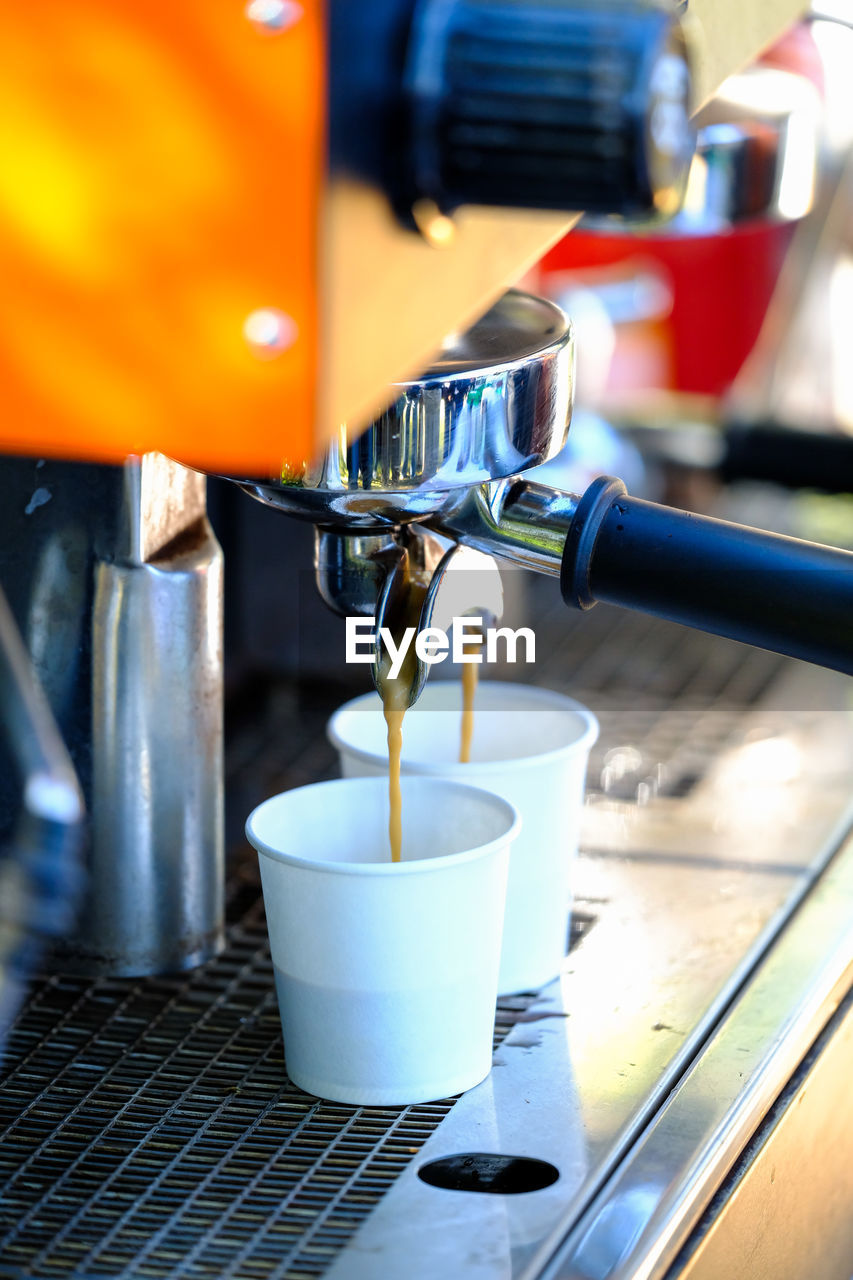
[0,455,225,978]
[427,478,578,575]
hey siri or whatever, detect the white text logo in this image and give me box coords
[345,616,535,679]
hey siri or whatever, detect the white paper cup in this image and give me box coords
[328,683,598,995]
[246,777,519,1106]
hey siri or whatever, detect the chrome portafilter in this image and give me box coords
[237,289,574,531]
[236,290,572,704]
[234,288,853,692]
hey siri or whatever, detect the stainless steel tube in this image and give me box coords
[82,518,224,974]
[427,478,579,575]
[0,454,224,977]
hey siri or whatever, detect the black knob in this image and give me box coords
[403,0,694,218]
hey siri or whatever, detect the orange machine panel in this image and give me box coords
[0,1,323,477]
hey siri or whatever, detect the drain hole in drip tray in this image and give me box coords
[418,1153,559,1194]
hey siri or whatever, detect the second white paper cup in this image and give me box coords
[328,682,598,994]
[246,777,519,1106]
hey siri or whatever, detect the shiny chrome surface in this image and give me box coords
[679,66,820,227]
[315,527,503,707]
[0,455,224,978]
[674,991,853,1280]
[322,660,853,1280]
[81,507,224,975]
[237,291,574,530]
[87,455,224,974]
[728,68,853,435]
[430,478,580,577]
[547,825,853,1280]
[313,529,404,619]
[586,63,821,235]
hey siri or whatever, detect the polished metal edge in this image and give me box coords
[536,828,853,1280]
[667,986,853,1280]
[320,661,853,1280]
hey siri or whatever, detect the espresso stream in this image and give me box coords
[382,677,408,864]
[381,622,483,862]
[458,630,483,765]
[378,570,426,864]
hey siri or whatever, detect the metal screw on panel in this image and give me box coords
[244,0,302,34]
[243,308,298,357]
[411,199,457,248]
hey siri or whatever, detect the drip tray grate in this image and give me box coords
[0,897,566,1280]
[1,600,796,1280]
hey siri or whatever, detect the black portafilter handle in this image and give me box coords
[560,477,853,676]
[720,422,853,494]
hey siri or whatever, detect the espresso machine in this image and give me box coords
[2,3,853,1278]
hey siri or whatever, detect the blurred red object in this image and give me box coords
[540,222,795,398]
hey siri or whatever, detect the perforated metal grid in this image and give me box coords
[0,893,556,1280]
[0,600,789,1280]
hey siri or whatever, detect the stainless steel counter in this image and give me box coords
[323,660,853,1280]
[1,597,852,1279]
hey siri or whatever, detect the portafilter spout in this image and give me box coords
[236,288,853,685]
[314,526,504,707]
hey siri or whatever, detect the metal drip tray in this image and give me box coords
[2,595,853,1279]
[0,897,569,1280]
